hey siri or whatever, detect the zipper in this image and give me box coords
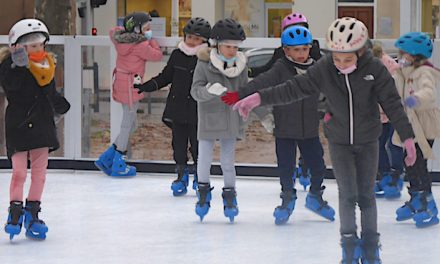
[344,74,354,145]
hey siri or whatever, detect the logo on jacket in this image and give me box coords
[363,74,374,81]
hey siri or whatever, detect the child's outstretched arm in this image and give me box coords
[375,64,414,142]
[136,50,177,93]
[222,59,285,105]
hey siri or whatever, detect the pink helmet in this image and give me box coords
[282,13,309,30]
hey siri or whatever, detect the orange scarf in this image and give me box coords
[29,51,48,63]
[28,53,55,86]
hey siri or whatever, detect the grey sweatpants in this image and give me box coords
[328,141,378,235]
[114,102,139,152]
[197,138,237,188]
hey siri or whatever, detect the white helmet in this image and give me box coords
[326,17,368,52]
[8,18,50,47]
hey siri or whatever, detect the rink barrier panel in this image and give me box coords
[0,35,439,178]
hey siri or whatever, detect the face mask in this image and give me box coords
[219,54,237,64]
[144,30,153,40]
[336,64,357,74]
[28,50,47,62]
[398,57,412,68]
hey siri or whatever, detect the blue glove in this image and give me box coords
[404,96,418,108]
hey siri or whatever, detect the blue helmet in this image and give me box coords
[281,26,313,47]
[395,32,433,58]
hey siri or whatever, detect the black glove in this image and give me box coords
[135,80,157,94]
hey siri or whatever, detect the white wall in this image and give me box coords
[192,0,224,26]
[293,0,337,39]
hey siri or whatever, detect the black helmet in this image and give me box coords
[183,17,211,39]
[210,18,246,41]
[123,12,152,33]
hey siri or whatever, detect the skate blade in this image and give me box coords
[396,215,413,221]
[94,161,112,176]
[305,205,335,221]
[415,216,439,228]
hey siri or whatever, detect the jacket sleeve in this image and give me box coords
[149,50,176,89]
[43,81,71,114]
[238,59,284,99]
[412,69,437,110]
[249,47,284,78]
[134,39,163,62]
[190,60,217,102]
[0,56,28,92]
[375,63,414,141]
[257,59,323,106]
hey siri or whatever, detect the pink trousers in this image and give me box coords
[10,147,49,202]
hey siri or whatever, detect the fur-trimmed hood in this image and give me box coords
[112,27,147,44]
[0,47,10,64]
[196,46,211,62]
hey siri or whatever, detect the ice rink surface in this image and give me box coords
[0,170,439,264]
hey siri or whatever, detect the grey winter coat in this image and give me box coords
[258,51,415,145]
[191,47,248,140]
[238,56,320,139]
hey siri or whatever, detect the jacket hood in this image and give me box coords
[0,47,10,64]
[112,28,147,44]
[356,50,374,70]
[196,46,211,62]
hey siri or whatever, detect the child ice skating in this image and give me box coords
[190,18,247,222]
[233,17,417,263]
[393,31,440,228]
[135,17,211,196]
[95,12,163,177]
[0,18,71,240]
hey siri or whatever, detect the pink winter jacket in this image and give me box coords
[110,27,163,105]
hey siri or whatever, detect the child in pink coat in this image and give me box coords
[95,12,162,177]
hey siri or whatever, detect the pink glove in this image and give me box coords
[232,93,261,120]
[404,138,416,166]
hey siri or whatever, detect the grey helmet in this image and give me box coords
[210,18,246,41]
[183,17,211,39]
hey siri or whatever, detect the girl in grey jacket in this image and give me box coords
[190,19,247,223]
[233,18,417,264]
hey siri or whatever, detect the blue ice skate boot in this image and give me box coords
[298,158,311,191]
[24,200,48,240]
[273,189,297,225]
[305,186,335,221]
[170,165,189,196]
[222,187,239,223]
[192,171,198,191]
[94,144,116,176]
[360,232,381,264]
[340,233,361,264]
[396,189,422,221]
[374,181,385,198]
[413,192,439,228]
[195,183,213,221]
[110,151,136,177]
[382,170,404,200]
[4,201,24,240]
